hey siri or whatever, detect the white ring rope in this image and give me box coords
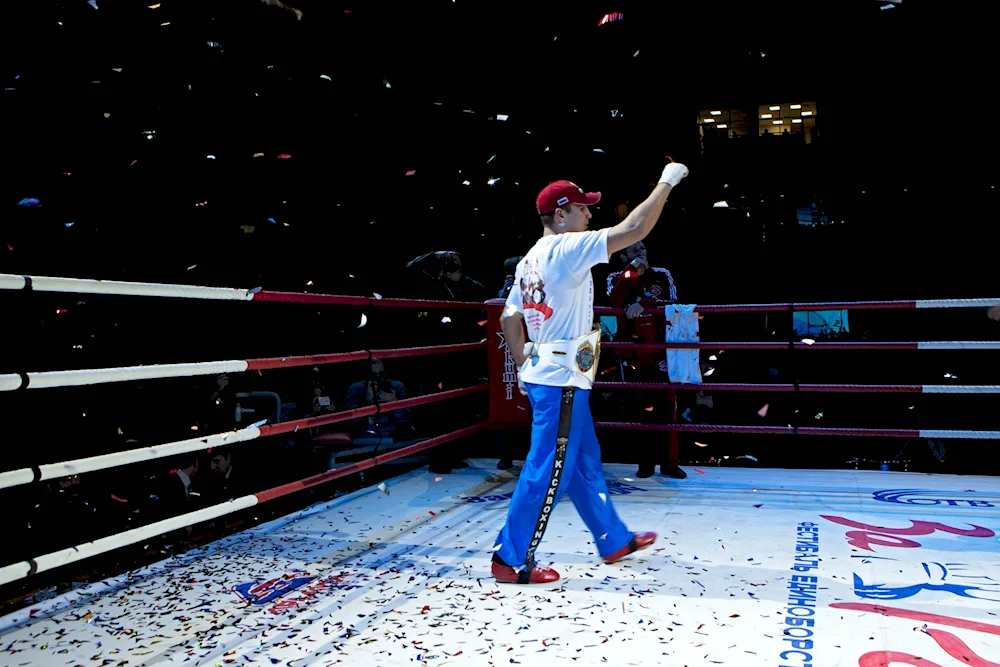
[0,273,254,301]
[919,429,1000,439]
[915,298,1000,308]
[3,345,999,392]
[922,385,1000,394]
[0,496,260,587]
[0,425,263,491]
[917,341,1000,350]
[1,360,249,391]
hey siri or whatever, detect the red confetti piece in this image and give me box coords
[6,244,13,251]
[195,201,208,207]
[277,154,292,159]
[421,605,430,613]
[405,170,416,176]
[428,511,436,516]
[129,159,138,166]
[644,406,654,412]
[55,308,69,314]
[758,404,769,417]
[694,469,706,474]
[477,320,488,326]
[437,382,443,389]
[110,494,128,503]
[434,477,442,482]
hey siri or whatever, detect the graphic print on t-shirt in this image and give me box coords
[520,258,553,326]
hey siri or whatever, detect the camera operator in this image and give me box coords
[343,358,413,439]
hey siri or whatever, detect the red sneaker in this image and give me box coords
[492,561,561,584]
[603,532,657,564]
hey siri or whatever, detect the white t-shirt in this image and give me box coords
[505,228,610,389]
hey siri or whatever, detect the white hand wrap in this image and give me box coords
[659,163,689,187]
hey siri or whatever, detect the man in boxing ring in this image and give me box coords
[490,161,690,584]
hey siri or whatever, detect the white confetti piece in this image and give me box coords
[441,316,452,324]
[359,313,368,328]
[598,493,607,504]
[372,292,382,300]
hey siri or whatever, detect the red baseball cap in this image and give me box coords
[535,180,602,215]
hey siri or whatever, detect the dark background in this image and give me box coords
[0,0,997,600]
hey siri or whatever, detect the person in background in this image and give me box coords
[496,255,527,471]
[499,256,524,299]
[343,357,412,439]
[606,242,687,479]
[406,250,488,302]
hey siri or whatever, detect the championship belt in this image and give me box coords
[522,329,602,384]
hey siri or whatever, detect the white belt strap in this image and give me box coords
[523,329,601,384]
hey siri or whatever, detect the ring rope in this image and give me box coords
[3,273,994,313]
[601,341,1000,351]
[593,297,1000,315]
[0,342,484,392]
[0,273,487,310]
[596,422,1000,439]
[592,382,1000,394]
[0,421,484,588]
[0,384,487,492]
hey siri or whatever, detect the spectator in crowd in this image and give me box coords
[204,450,251,503]
[404,251,489,474]
[161,454,202,516]
[496,255,527,471]
[306,383,336,417]
[406,250,489,302]
[23,475,98,558]
[606,242,688,479]
[499,256,524,299]
[343,357,413,440]
[607,241,678,371]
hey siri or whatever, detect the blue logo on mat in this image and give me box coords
[234,575,315,605]
[872,489,997,508]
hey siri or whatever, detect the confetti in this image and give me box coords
[441,317,452,324]
[359,313,368,328]
[694,469,706,474]
[757,404,769,417]
[694,441,708,447]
